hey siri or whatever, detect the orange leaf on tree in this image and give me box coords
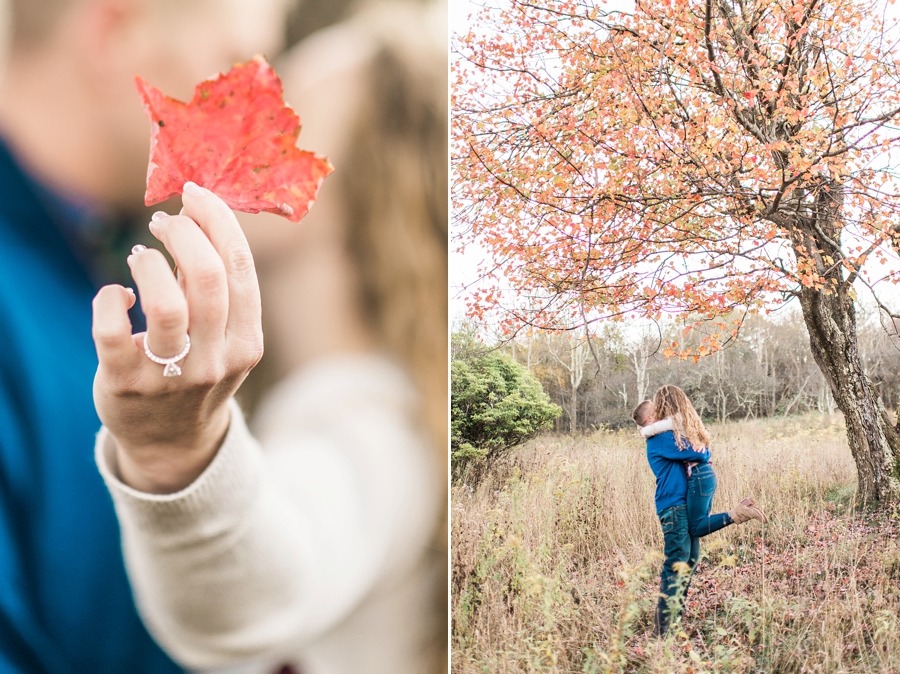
[136,55,332,222]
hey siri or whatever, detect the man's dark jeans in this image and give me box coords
[654,504,693,636]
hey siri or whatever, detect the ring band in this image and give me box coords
[143,333,191,377]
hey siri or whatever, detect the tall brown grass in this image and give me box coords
[451,415,900,673]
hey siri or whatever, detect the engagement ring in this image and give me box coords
[143,333,191,377]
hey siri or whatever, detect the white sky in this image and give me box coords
[449,0,486,325]
[450,0,479,33]
[448,0,636,323]
[449,0,484,323]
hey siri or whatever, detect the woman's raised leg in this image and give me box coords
[687,464,733,538]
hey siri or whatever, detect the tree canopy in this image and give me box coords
[455,0,900,340]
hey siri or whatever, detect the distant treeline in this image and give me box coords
[491,310,900,432]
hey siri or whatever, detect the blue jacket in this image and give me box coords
[645,431,710,514]
[0,139,181,672]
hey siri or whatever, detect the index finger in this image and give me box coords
[180,182,261,347]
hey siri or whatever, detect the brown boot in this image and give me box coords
[742,497,768,522]
[730,498,768,524]
[729,501,756,524]
[748,504,768,523]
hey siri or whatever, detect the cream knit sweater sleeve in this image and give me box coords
[95,356,441,671]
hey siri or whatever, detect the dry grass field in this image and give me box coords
[451,415,900,673]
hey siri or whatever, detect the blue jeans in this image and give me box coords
[686,463,732,539]
[655,504,692,635]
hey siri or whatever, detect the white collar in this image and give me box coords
[641,417,674,438]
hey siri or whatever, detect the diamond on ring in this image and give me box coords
[143,333,191,377]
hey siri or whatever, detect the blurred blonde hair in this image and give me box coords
[326,7,447,671]
[652,385,710,451]
[336,1,447,469]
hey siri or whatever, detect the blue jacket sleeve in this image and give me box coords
[647,432,710,462]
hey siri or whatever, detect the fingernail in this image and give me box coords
[183,181,205,197]
[151,210,168,221]
[125,287,135,296]
[131,244,148,255]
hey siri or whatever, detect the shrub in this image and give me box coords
[451,342,560,477]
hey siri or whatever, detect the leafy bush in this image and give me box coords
[451,336,560,477]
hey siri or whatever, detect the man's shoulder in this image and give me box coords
[646,429,677,446]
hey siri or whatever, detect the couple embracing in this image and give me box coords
[632,386,768,636]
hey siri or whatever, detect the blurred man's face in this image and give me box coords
[0,0,290,208]
[99,0,290,205]
[137,0,287,102]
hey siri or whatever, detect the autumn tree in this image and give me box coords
[454,0,900,501]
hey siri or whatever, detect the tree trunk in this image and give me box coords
[798,284,900,503]
[569,388,578,433]
[632,347,649,403]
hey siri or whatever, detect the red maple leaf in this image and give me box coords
[136,55,332,222]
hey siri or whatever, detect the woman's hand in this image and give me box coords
[91,183,264,494]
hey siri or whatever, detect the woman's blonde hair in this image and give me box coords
[331,7,448,672]
[652,385,710,451]
[338,1,447,467]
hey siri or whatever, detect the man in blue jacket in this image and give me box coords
[0,0,285,671]
[631,401,759,636]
